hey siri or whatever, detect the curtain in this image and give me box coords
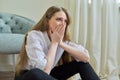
[64,0,120,80]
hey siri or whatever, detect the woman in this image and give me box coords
[15,6,100,80]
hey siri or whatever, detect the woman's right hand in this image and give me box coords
[49,25,65,44]
[45,25,65,74]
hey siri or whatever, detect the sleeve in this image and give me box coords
[25,32,47,70]
[66,41,89,61]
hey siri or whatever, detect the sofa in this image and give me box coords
[0,12,35,68]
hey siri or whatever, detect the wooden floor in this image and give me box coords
[0,71,15,80]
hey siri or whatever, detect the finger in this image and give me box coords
[57,25,64,34]
[59,25,65,35]
[55,25,60,33]
[59,28,65,35]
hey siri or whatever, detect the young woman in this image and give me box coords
[15,6,100,80]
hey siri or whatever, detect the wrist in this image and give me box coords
[59,41,64,47]
[51,42,59,46]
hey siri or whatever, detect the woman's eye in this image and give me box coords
[56,18,62,21]
[56,18,67,24]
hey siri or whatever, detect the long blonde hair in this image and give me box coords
[15,6,73,75]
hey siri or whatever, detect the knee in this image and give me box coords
[77,62,92,69]
[30,68,42,75]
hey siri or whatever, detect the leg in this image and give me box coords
[14,68,57,80]
[50,61,81,80]
[50,61,100,80]
[76,62,100,80]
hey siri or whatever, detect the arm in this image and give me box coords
[59,41,90,63]
[26,31,59,74]
[44,25,64,74]
[44,42,58,74]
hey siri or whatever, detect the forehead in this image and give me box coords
[53,11,67,19]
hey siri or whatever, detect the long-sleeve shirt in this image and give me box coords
[25,30,89,70]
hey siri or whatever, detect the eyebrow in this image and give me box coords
[56,17,67,20]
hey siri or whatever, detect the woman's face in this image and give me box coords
[48,11,67,32]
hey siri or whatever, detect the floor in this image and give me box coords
[0,71,15,80]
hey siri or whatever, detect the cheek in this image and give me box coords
[48,21,53,30]
[49,22,59,31]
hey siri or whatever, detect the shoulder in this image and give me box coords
[28,30,42,36]
[27,30,43,39]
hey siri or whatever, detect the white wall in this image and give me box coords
[0,0,65,21]
[0,0,66,71]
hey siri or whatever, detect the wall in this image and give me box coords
[0,0,65,21]
[0,0,66,71]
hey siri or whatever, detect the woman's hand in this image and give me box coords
[49,25,65,44]
[44,25,65,74]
